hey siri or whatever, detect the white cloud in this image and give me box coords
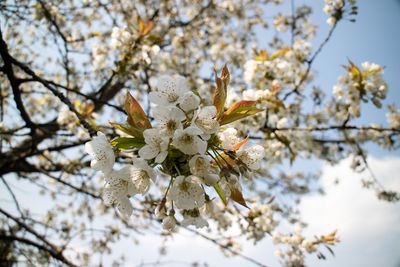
[112,156,400,267]
[299,156,400,267]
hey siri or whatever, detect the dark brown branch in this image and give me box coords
[0,176,24,217]
[0,121,59,175]
[0,208,57,252]
[169,0,213,28]
[39,169,101,199]
[263,125,400,133]
[0,30,34,128]
[0,207,77,266]
[0,27,96,136]
[0,234,77,267]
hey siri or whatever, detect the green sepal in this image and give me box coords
[214,185,228,207]
[109,121,143,138]
[110,137,145,150]
[218,100,263,125]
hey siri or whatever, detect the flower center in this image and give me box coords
[167,92,179,103]
[166,120,177,131]
[138,170,149,180]
[179,180,189,192]
[181,134,193,144]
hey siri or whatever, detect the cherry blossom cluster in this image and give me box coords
[387,104,400,130]
[330,60,387,121]
[85,69,266,229]
[272,228,339,266]
[243,46,312,97]
[323,0,358,25]
[243,203,279,242]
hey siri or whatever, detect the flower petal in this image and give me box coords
[139,144,159,159]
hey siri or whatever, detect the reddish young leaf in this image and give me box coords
[230,187,249,208]
[142,21,155,36]
[125,91,152,131]
[213,64,230,119]
[212,152,235,168]
[109,121,143,138]
[232,136,249,151]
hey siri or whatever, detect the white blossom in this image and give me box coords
[274,14,289,32]
[148,75,188,106]
[153,106,186,137]
[181,213,209,228]
[243,89,265,101]
[155,203,167,219]
[189,155,220,186]
[218,127,240,151]
[85,132,115,175]
[192,106,220,139]
[130,158,157,195]
[139,128,170,163]
[168,175,205,210]
[179,91,200,112]
[103,166,137,217]
[57,106,78,131]
[172,126,207,155]
[244,60,259,83]
[102,160,156,214]
[327,16,337,26]
[301,240,317,253]
[110,26,132,51]
[237,142,265,170]
[162,216,177,231]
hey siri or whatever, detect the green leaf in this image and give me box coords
[253,49,268,61]
[365,67,384,78]
[126,20,138,33]
[213,64,230,119]
[342,65,352,73]
[346,58,361,79]
[214,185,228,207]
[265,98,284,113]
[125,92,152,133]
[218,100,263,125]
[110,137,145,150]
[270,47,290,60]
[147,34,164,42]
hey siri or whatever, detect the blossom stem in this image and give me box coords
[173,163,181,176]
[207,151,223,170]
[164,176,174,199]
[212,148,240,176]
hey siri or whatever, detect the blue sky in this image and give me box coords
[311,0,400,128]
